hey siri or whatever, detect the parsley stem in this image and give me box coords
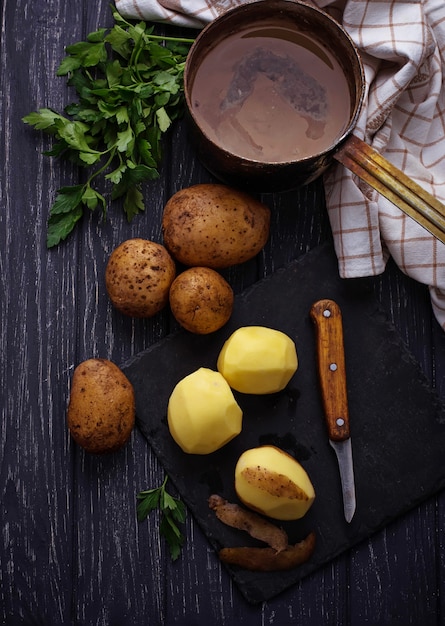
[87,147,117,184]
[112,8,195,44]
[137,475,186,561]
[144,34,195,44]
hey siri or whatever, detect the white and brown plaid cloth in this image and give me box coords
[116,0,445,330]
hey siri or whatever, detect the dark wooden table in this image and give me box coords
[2,1,445,624]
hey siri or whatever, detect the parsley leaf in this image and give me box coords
[23,6,194,248]
[137,476,186,561]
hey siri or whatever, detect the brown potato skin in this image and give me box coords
[162,184,271,269]
[105,238,176,318]
[218,532,316,572]
[208,494,288,553]
[67,358,135,454]
[169,267,234,334]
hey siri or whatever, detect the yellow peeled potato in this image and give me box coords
[217,326,298,394]
[235,446,315,520]
[167,368,243,454]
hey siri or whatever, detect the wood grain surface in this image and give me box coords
[1,1,444,624]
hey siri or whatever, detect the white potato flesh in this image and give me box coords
[217,326,298,394]
[235,445,315,520]
[167,368,243,454]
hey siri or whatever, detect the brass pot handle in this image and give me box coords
[334,134,445,244]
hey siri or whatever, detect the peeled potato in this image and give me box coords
[169,266,234,334]
[235,445,315,520]
[105,238,176,318]
[67,358,135,454]
[167,368,242,454]
[217,326,298,394]
[162,184,270,269]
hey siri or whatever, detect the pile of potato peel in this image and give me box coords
[209,495,316,572]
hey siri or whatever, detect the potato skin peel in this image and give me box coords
[218,533,316,572]
[208,494,315,572]
[208,494,288,553]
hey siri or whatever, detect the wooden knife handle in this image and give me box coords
[310,299,350,441]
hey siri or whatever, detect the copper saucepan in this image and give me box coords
[183,0,445,243]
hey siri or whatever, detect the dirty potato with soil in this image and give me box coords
[162,184,271,269]
[67,358,135,454]
[169,266,234,334]
[105,238,176,318]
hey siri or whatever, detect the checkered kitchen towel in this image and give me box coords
[115,0,445,330]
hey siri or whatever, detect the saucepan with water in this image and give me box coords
[183,0,445,243]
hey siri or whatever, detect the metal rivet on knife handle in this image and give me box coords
[310,299,350,442]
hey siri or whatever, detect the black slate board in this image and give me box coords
[121,243,445,604]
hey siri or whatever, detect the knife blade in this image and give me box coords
[310,299,356,523]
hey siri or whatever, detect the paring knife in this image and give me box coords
[310,299,356,523]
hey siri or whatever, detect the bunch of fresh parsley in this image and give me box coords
[137,476,186,561]
[23,7,194,248]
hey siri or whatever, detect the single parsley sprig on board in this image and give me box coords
[137,475,186,561]
[23,7,194,248]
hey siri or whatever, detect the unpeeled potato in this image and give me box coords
[162,184,271,269]
[169,266,234,334]
[105,238,176,318]
[67,358,135,454]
